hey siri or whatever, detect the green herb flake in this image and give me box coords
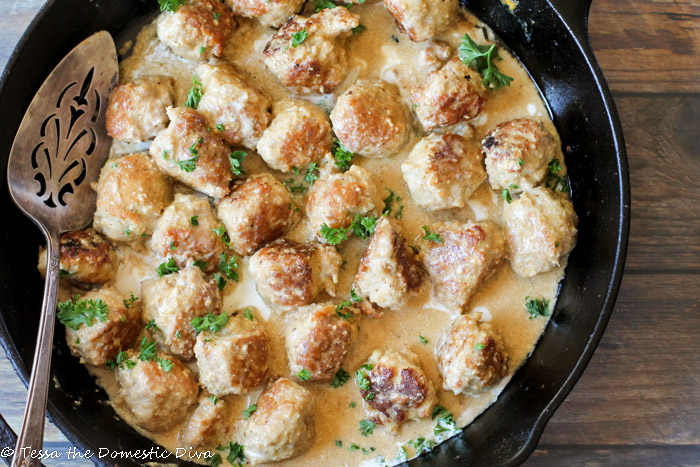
[192,312,230,334]
[303,162,320,185]
[213,225,231,247]
[158,0,185,13]
[475,342,485,350]
[291,28,308,48]
[297,368,312,381]
[59,269,74,278]
[331,368,350,388]
[242,404,257,420]
[137,336,158,362]
[57,296,109,330]
[419,335,428,344]
[422,225,443,243]
[525,296,550,319]
[359,419,375,436]
[218,252,240,282]
[229,150,247,176]
[215,123,225,131]
[190,215,199,226]
[193,259,209,270]
[209,394,218,405]
[332,139,355,172]
[157,257,179,277]
[349,401,356,408]
[458,33,513,89]
[185,76,203,109]
[158,357,174,372]
[335,440,343,447]
[502,188,512,204]
[243,308,254,321]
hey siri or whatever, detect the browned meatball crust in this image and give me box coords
[177,392,228,449]
[225,0,305,28]
[356,349,437,426]
[150,107,233,199]
[105,76,174,143]
[330,80,411,158]
[217,173,295,256]
[38,228,117,285]
[419,221,505,310]
[263,7,359,94]
[437,314,508,394]
[285,304,357,382]
[156,0,235,61]
[62,287,141,367]
[412,58,485,130]
[384,0,457,42]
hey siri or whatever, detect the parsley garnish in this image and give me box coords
[458,33,513,89]
[192,313,229,334]
[242,404,257,420]
[190,215,199,226]
[432,405,461,437]
[351,289,363,302]
[352,24,366,35]
[320,223,350,245]
[297,368,312,381]
[106,351,136,371]
[157,257,179,277]
[422,225,443,243]
[158,0,185,12]
[359,419,375,436]
[355,364,372,391]
[213,225,231,247]
[243,308,254,321]
[173,137,202,172]
[59,269,74,278]
[409,437,436,454]
[304,162,320,185]
[332,139,355,172]
[291,28,308,47]
[475,342,485,350]
[124,227,132,236]
[525,296,550,319]
[331,368,350,388]
[209,394,218,405]
[193,259,209,270]
[335,440,343,447]
[216,442,245,465]
[145,319,159,333]
[213,12,221,20]
[137,336,157,362]
[57,296,109,330]
[185,76,203,109]
[123,293,138,309]
[314,0,338,11]
[320,214,377,245]
[546,158,569,192]
[216,123,225,131]
[382,189,403,218]
[229,150,247,176]
[502,188,512,204]
[349,401,356,408]
[419,335,428,344]
[158,357,174,372]
[218,252,240,282]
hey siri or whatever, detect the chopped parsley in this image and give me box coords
[213,273,226,291]
[213,11,221,20]
[458,33,513,89]
[213,225,231,247]
[199,46,206,56]
[475,342,485,350]
[209,394,218,405]
[57,296,109,330]
[525,296,550,319]
[185,76,203,109]
[106,351,136,371]
[297,368,312,381]
[359,419,375,436]
[355,363,372,391]
[216,442,245,465]
[173,137,202,172]
[145,319,159,333]
[335,300,354,320]
[320,223,351,245]
[218,252,240,283]
[332,139,355,172]
[158,0,185,13]
[313,0,339,11]
[351,289,363,302]
[216,123,225,132]
[193,259,208,270]
[243,308,254,321]
[157,257,179,277]
[335,440,343,447]
[137,336,157,362]
[124,227,132,236]
[192,313,229,334]
[432,405,461,437]
[291,28,308,48]
[123,293,138,309]
[352,24,366,35]
[546,158,569,192]
[59,269,74,278]
[419,335,428,344]
[242,404,257,420]
[422,225,443,243]
[190,215,199,226]
[382,189,404,219]
[158,357,174,372]
[349,401,356,408]
[283,178,308,194]
[409,437,436,454]
[331,368,350,388]
[229,150,247,176]
[502,187,512,204]
[303,162,320,185]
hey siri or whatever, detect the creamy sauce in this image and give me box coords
[77,3,570,466]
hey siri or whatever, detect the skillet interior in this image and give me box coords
[0,0,629,465]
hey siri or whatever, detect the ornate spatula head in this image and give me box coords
[6,31,118,467]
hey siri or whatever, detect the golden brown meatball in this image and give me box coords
[105,76,174,143]
[114,349,199,432]
[60,287,141,367]
[225,0,304,28]
[256,99,331,173]
[150,107,233,199]
[194,310,270,396]
[305,165,380,237]
[263,7,360,94]
[384,0,457,42]
[502,187,578,277]
[216,173,295,256]
[330,80,411,159]
[353,217,424,309]
[38,229,117,285]
[93,153,173,243]
[249,239,341,308]
[196,63,271,149]
[148,193,228,274]
[156,0,235,61]
[140,266,222,360]
[401,133,486,210]
[436,314,508,394]
[241,378,314,464]
[419,221,505,310]
[411,58,485,131]
[418,40,452,74]
[483,118,557,192]
[285,304,357,382]
[177,392,227,449]
[355,349,437,426]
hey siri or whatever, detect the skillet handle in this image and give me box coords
[547,0,593,38]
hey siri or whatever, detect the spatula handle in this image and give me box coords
[11,233,60,467]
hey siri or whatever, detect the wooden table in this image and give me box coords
[1,0,698,465]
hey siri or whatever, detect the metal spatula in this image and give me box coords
[6,31,118,467]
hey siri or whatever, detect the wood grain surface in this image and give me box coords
[0,0,698,466]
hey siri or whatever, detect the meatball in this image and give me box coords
[330,80,411,158]
[401,133,486,210]
[353,217,424,309]
[38,228,117,285]
[306,165,380,237]
[285,304,357,382]
[150,107,233,199]
[94,152,173,243]
[194,310,270,396]
[61,287,141,367]
[217,173,295,256]
[502,186,578,277]
[412,58,485,131]
[356,349,437,426]
[156,0,235,61]
[241,378,314,464]
[384,0,457,42]
[177,392,227,449]
[263,7,360,94]
[114,349,199,432]
[196,63,271,149]
[105,76,174,143]
[249,239,341,308]
[225,0,304,28]
[140,266,222,360]
[437,314,508,394]
[482,118,557,192]
[418,40,452,74]
[256,99,331,173]
[148,193,228,273]
[419,221,505,310]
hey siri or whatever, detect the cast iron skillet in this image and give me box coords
[0,0,629,465]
